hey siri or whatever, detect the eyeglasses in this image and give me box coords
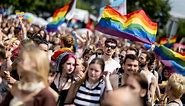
[105,44,116,49]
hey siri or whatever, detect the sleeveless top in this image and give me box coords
[168,100,183,106]
[74,80,105,106]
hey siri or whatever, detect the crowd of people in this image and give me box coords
[0,11,185,106]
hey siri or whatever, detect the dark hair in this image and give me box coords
[126,46,139,56]
[31,34,48,46]
[148,52,155,65]
[123,54,139,64]
[82,48,93,58]
[61,35,74,48]
[58,54,76,73]
[105,38,117,47]
[0,44,6,59]
[89,57,105,72]
[141,51,154,65]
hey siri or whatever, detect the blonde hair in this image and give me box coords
[19,46,49,86]
[168,73,185,98]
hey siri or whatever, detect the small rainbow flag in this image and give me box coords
[154,45,185,75]
[96,5,157,44]
[46,0,76,32]
[159,35,177,45]
[16,11,24,20]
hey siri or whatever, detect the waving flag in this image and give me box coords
[47,0,76,32]
[96,5,157,44]
[154,45,185,75]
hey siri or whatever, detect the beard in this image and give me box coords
[139,62,146,68]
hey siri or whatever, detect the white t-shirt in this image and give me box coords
[104,59,120,73]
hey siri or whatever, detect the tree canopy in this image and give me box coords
[1,0,173,36]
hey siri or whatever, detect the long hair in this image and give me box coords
[68,57,105,102]
[19,45,49,86]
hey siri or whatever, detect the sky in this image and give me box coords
[169,0,185,19]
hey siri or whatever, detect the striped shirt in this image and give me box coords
[74,80,105,106]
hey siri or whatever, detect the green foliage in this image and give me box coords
[177,19,185,37]
[1,0,171,36]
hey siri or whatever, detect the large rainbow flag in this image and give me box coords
[96,5,157,44]
[46,0,76,32]
[154,45,185,75]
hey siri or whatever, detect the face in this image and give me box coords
[163,69,171,79]
[39,44,48,52]
[104,42,116,56]
[139,53,147,67]
[119,50,126,60]
[17,51,38,82]
[75,59,85,73]
[62,57,76,74]
[124,58,139,76]
[88,63,102,82]
[18,51,33,72]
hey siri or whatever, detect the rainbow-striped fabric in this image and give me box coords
[47,0,76,32]
[154,45,185,75]
[96,5,157,44]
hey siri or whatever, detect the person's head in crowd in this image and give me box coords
[30,34,49,52]
[101,87,143,106]
[73,58,85,81]
[95,48,104,58]
[17,45,49,86]
[147,52,156,71]
[60,35,75,52]
[11,38,20,50]
[82,47,94,66]
[161,66,172,81]
[38,28,47,39]
[126,46,139,56]
[165,73,185,101]
[48,60,57,85]
[123,54,139,76]
[52,48,76,76]
[74,58,105,86]
[139,51,153,68]
[81,57,105,84]
[119,48,127,64]
[123,73,148,106]
[104,38,117,57]
[38,40,49,52]
[0,44,6,77]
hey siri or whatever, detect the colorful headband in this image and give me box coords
[55,52,75,72]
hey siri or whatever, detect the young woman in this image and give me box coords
[51,48,77,105]
[124,73,149,106]
[165,73,185,106]
[103,73,148,106]
[64,58,106,106]
[10,46,56,106]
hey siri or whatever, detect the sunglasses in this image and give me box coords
[105,44,116,49]
[96,52,103,55]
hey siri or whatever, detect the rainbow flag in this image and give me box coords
[96,5,157,44]
[154,45,185,75]
[159,35,177,45]
[46,0,76,32]
[16,11,24,20]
